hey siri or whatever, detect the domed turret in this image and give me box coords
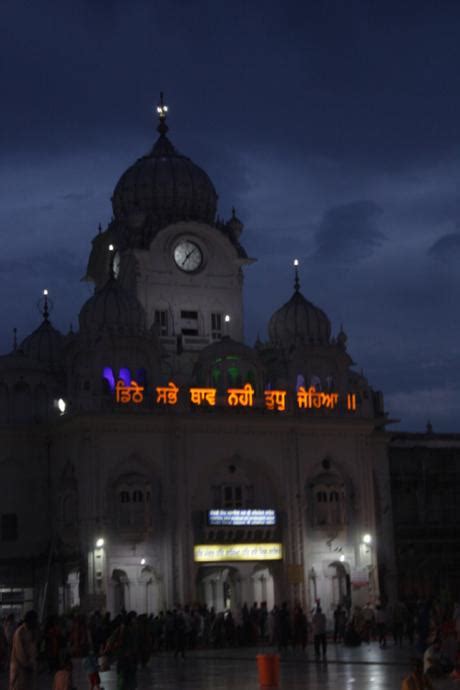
[268,261,331,347]
[194,336,263,391]
[20,291,64,367]
[21,321,64,367]
[197,336,259,365]
[79,278,146,335]
[225,208,244,240]
[112,95,217,228]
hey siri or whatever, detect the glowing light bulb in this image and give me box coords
[109,244,114,251]
[340,554,345,562]
[95,538,104,548]
[293,259,299,267]
[43,289,48,296]
[140,558,146,565]
[224,314,231,323]
[57,398,66,414]
[362,533,372,545]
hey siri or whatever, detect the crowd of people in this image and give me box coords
[1,598,460,689]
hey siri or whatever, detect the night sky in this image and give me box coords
[1,0,460,431]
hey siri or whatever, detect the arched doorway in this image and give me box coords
[197,566,241,611]
[329,561,351,609]
[251,566,275,610]
[138,565,162,614]
[111,569,129,614]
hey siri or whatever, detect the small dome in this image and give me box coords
[79,278,146,335]
[112,132,217,228]
[269,290,331,347]
[20,319,64,367]
[197,336,259,365]
[226,208,244,239]
[194,336,262,389]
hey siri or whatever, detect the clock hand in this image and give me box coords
[182,248,197,266]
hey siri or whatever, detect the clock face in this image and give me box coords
[173,240,203,273]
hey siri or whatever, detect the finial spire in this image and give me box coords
[13,327,17,352]
[42,289,50,321]
[37,289,53,322]
[156,91,169,136]
[293,259,300,292]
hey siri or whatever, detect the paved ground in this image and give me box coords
[2,644,459,690]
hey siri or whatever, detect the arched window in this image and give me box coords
[116,477,151,531]
[220,484,253,509]
[329,489,345,524]
[296,374,305,391]
[315,490,329,525]
[227,366,241,387]
[310,375,322,391]
[310,475,347,528]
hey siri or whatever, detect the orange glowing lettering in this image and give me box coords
[156,381,179,405]
[115,379,144,404]
[297,386,315,409]
[264,390,287,411]
[347,393,357,411]
[227,383,254,407]
[321,392,339,409]
[297,386,339,410]
[190,387,217,406]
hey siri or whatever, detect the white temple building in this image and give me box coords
[0,97,397,620]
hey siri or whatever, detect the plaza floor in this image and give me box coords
[3,643,459,690]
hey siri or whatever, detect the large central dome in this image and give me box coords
[112,114,218,227]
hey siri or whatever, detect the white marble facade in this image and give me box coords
[0,107,396,623]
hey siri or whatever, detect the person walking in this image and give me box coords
[9,610,39,690]
[312,606,327,660]
[333,605,347,643]
[105,612,138,690]
[375,605,388,648]
[292,605,308,652]
[173,607,186,660]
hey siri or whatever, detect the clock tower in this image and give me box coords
[84,96,254,378]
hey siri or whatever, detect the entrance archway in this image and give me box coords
[197,566,241,611]
[329,561,351,608]
[111,569,129,614]
[138,565,162,614]
[251,566,275,610]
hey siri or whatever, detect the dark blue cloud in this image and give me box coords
[312,201,385,263]
[428,232,460,262]
[2,0,460,431]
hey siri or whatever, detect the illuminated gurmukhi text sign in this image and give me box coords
[208,509,276,526]
[208,508,276,527]
[114,380,357,412]
[194,543,283,562]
